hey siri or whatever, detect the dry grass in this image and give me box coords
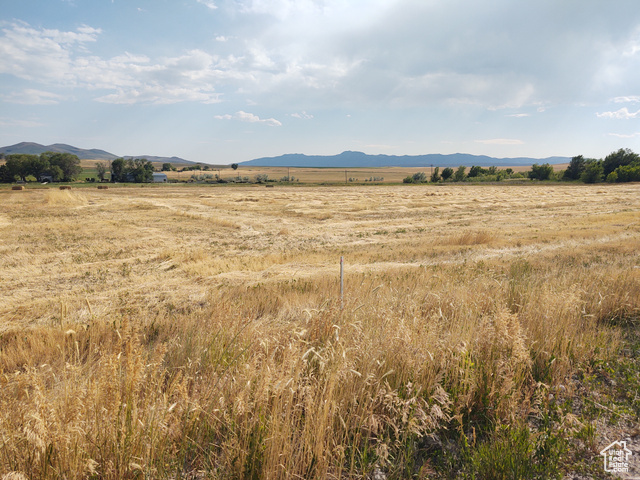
[164,164,549,184]
[0,183,639,478]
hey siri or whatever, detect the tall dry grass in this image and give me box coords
[1,253,637,478]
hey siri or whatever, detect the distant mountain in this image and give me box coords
[0,142,195,164]
[241,151,570,168]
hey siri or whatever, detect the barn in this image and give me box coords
[152,173,168,183]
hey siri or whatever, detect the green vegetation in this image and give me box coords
[110,158,155,183]
[561,148,640,184]
[0,152,82,182]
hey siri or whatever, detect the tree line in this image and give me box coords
[0,152,82,183]
[0,152,158,184]
[108,158,155,183]
[402,148,640,184]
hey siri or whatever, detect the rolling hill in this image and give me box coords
[0,142,195,164]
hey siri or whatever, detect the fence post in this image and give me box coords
[340,256,344,309]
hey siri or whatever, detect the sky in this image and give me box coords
[1,0,640,164]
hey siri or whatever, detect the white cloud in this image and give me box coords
[608,132,640,138]
[475,139,524,145]
[2,89,64,105]
[597,108,640,119]
[0,21,100,82]
[290,111,313,119]
[196,0,218,10]
[215,111,282,126]
[96,86,221,105]
[612,96,640,103]
[0,23,227,105]
[506,113,530,118]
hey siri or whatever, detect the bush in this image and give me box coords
[580,161,604,183]
[563,155,586,180]
[453,166,467,182]
[603,148,639,176]
[430,167,441,183]
[529,163,553,181]
[412,172,427,183]
[614,163,640,182]
[467,424,565,480]
[441,167,454,181]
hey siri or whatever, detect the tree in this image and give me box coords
[0,164,12,183]
[529,163,553,181]
[41,152,82,181]
[467,165,485,178]
[48,165,64,182]
[110,158,126,182]
[580,160,604,183]
[563,155,586,180]
[231,163,239,170]
[453,166,467,182]
[603,148,639,177]
[129,158,154,183]
[412,172,427,183]
[430,166,441,183]
[5,154,34,182]
[26,156,51,181]
[162,163,172,172]
[441,167,454,181]
[611,163,640,182]
[96,162,108,181]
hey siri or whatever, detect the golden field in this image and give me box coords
[162,164,552,183]
[0,183,639,479]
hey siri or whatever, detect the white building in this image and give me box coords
[152,173,168,183]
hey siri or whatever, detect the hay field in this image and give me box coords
[1,183,639,479]
[167,164,544,183]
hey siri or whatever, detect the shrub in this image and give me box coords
[563,155,586,180]
[580,161,604,183]
[603,148,639,176]
[412,172,427,183]
[529,163,553,181]
[430,167,441,183]
[467,424,565,480]
[614,163,640,182]
[453,166,467,182]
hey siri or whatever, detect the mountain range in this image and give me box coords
[0,142,195,164]
[1,143,571,168]
[241,151,570,168]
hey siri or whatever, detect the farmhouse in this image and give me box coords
[152,172,168,183]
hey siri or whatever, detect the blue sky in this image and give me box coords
[1,0,640,164]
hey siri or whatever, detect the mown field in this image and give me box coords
[0,183,639,479]
[76,160,559,184]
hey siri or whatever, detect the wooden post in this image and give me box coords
[340,256,344,308]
